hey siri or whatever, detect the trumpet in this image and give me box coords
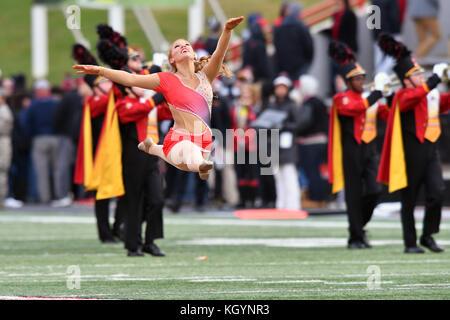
[364,74,401,94]
[365,66,450,93]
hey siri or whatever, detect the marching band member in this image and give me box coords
[72,44,122,243]
[328,41,390,249]
[115,82,171,256]
[377,33,450,253]
[94,24,171,256]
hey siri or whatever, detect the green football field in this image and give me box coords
[0,210,449,300]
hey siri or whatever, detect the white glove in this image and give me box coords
[433,63,448,79]
[374,72,391,92]
[427,88,440,100]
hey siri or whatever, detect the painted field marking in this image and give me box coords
[176,237,450,248]
[0,215,449,230]
[188,278,257,282]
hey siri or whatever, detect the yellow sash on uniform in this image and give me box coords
[361,103,379,143]
[424,88,441,142]
[146,98,159,143]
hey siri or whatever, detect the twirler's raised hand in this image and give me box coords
[73,64,102,75]
[224,16,244,31]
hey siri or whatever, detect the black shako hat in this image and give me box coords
[377,32,424,81]
[328,40,366,80]
[72,43,105,89]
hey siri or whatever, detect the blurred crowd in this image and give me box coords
[0,0,448,214]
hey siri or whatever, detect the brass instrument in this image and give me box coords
[364,74,401,93]
[365,66,449,93]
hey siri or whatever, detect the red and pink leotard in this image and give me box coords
[154,71,213,157]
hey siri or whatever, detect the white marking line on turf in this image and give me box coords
[0,215,449,230]
[6,273,66,277]
[0,296,103,300]
[0,272,447,282]
[258,280,324,284]
[94,264,136,268]
[258,280,394,285]
[253,259,450,266]
[188,278,257,282]
[167,218,450,230]
[176,237,450,248]
[0,253,121,257]
[1,261,450,278]
[395,283,450,287]
[108,275,257,282]
[326,281,394,285]
[0,216,96,224]
[0,236,94,241]
[201,285,450,295]
[93,285,450,297]
[0,264,137,270]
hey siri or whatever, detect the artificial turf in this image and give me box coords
[0,211,449,300]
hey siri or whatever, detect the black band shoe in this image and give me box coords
[420,236,444,253]
[347,240,366,249]
[362,231,372,248]
[127,248,144,257]
[143,243,166,257]
[404,246,425,253]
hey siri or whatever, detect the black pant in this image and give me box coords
[94,197,123,241]
[234,150,259,206]
[164,164,180,199]
[140,160,164,246]
[342,135,381,242]
[165,168,189,208]
[122,139,164,252]
[400,134,444,247]
[195,174,208,206]
[258,164,276,206]
[299,143,327,201]
[213,168,223,201]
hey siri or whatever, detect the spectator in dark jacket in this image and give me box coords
[20,79,59,204]
[273,3,314,82]
[51,80,84,206]
[296,75,329,208]
[266,75,302,210]
[230,83,259,209]
[242,13,272,83]
[329,0,358,94]
[5,90,32,206]
[273,2,290,27]
[211,79,232,207]
[205,17,222,55]
[332,0,358,53]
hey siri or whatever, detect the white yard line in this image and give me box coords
[188,278,257,282]
[167,218,450,230]
[3,281,449,299]
[0,215,449,230]
[0,272,448,282]
[196,285,450,295]
[176,237,450,248]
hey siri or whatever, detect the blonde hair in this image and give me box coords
[168,40,232,78]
